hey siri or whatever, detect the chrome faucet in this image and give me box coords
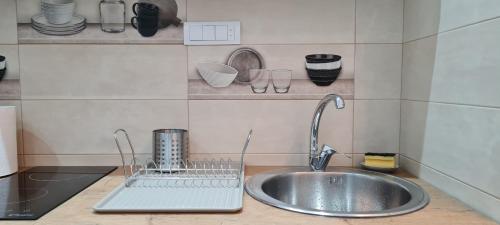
[310,94,345,171]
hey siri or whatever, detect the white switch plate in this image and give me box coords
[184,21,240,45]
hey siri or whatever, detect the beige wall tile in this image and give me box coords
[187,0,355,44]
[188,44,354,80]
[401,36,437,101]
[428,19,500,107]
[22,100,188,155]
[356,0,403,43]
[352,153,364,168]
[399,100,427,159]
[404,0,500,42]
[0,45,20,79]
[17,154,24,168]
[20,45,187,99]
[403,0,441,42]
[400,100,500,198]
[0,0,18,44]
[0,80,20,100]
[403,19,500,107]
[401,156,500,222]
[17,0,187,24]
[23,153,353,167]
[23,154,151,166]
[188,100,353,155]
[355,44,402,99]
[0,100,23,155]
[190,153,353,167]
[353,100,400,154]
[438,0,500,33]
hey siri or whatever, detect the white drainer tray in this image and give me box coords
[93,129,251,213]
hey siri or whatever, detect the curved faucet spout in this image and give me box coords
[310,94,345,171]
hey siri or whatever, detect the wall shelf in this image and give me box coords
[17,23,183,44]
[188,79,354,100]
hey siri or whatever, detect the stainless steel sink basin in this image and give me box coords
[245,167,429,217]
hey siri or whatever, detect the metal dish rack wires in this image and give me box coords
[113,129,252,189]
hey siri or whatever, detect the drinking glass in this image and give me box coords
[100,0,126,33]
[271,69,292,93]
[249,69,270,93]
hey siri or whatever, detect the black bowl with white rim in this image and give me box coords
[305,54,342,86]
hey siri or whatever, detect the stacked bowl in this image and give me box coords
[32,0,86,36]
[41,0,75,25]
[305,54,342,86]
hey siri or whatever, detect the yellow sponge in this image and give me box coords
[364,153,396,168]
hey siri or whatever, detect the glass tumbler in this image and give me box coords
[100,0,126,33]
[249,69,270,93]
[271,69,292,93]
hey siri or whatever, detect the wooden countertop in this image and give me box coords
[4,166,498,225]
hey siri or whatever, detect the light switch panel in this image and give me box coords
[202,25,216,40]
[189,24,203,41]
[184,21,240,45]
[215,25,228,41]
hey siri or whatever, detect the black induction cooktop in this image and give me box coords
[0,166,116,220]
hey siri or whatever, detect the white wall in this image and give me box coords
[401,0,500,222]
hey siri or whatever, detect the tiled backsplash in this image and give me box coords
[401,0,500,221]
[0,0,403,167]
[19,45,188,99]
[187,0,356,44]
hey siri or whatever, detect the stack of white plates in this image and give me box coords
[31,14,86,36]
[41,0,75,25]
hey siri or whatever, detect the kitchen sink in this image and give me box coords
[245,167,429,217]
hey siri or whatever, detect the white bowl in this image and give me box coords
[42,0,74,5]
[45,13,74,24]
[197,63,238,88]
[41,5,74,11]
[305,61,341,70]
[41,0,74,24]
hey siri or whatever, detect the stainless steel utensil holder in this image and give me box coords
[153,129,188,169]
[113,129,250,189]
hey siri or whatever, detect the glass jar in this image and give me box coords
[100,0,125,33]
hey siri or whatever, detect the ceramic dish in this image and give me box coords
[32,25,85,35]
[32,24,86,35]
[32,23,85,32]
[305,54,342,63]
[197,63,238,87]
[227,48,265,84]
[306,67,341,86]
[41,0,75,24]
[305,61,341,70]
[32,14,85,27]
[360,162,399,173]
[31,14,86,35]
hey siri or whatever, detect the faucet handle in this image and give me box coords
[311,145,336,171]
[322,144,352,159]
[320,144,336,156]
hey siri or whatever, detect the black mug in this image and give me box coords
[131,3,159,37]
[132,2,159,16]
[0,55,6,81]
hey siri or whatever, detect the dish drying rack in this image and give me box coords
[94,129,252,212]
